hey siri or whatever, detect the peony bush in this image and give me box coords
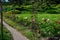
[4,13,60,40]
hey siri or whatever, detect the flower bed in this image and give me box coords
[4,13,60,40]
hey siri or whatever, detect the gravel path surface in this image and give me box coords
[0,19,29,40]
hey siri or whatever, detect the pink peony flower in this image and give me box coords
[58,21,60,25]
[44,37,49,40]
[30,18,35,23]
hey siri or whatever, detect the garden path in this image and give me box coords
[0,19,29,40]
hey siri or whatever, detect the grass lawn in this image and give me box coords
[16,14,60,21]
[0,24,13,40]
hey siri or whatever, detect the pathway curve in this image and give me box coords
[0,19,29,40]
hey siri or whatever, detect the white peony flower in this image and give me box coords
[24,17,28,19]
[42,18,45,21]
[42,18,46,22]
[47,19,50,23]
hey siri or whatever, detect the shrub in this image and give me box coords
[4,11,12,18]
[47,10,58,14]
[13,10,21,14]
[56,4,60,8]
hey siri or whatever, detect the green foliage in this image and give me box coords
[0,25,12,40]
[56,4,60,8]
[46,10,58,14]
[3,0,60,39]
[4,13,60,37]
[13,10,21,14]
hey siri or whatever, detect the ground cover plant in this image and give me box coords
[0,24,13,40]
